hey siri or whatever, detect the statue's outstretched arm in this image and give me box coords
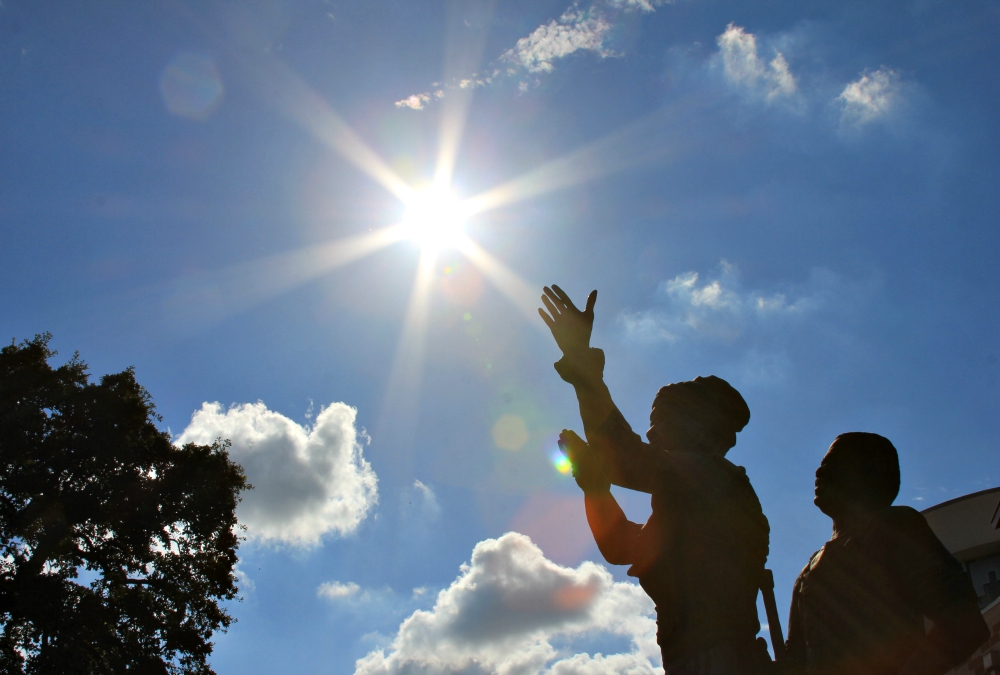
[541,285,664,493]
[559,430,641,566]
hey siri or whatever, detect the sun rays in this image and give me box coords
[170,12,691,446]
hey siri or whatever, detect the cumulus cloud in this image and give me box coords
[319,581,362,599]
[502,7,615,75]
[716,24,796,101]
[175,400,378,547]
[355,532,658,675]
[395,0,670,109]
[620,261,819,344]
[837,68,900,126]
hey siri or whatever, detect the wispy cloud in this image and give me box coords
[395,0,670,109]
[502,6,614,75]
[394,90,445,111]
[355,532,658,674]
[409,479,441,519]
[617,263,880,386]
[319,581,362,600]
[175,400,378,547]
[716,23,796,102]
[838,67,901,126]
[620,261,818,344]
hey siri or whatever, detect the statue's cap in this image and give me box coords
[651,375,750,435]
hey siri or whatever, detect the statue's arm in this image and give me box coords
[780,573,808,675]
[889,508,990,675]
[558,429,642,565]
[539,285,663,493]
[553,351,664,493]
[584,492,642,566]
[587,407,666,494]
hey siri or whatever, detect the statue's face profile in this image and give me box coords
[814,442,868,517]
[814,447,849,516]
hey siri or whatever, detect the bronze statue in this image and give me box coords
[784,432,989,675]
[539,285,772,674]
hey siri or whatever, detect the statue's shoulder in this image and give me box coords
[721,457,749,478]
[879,505,929,532]
[796,547,826,584]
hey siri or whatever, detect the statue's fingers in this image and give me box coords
[584,290,597,315]
[551,284,577,311]
[541,294,561,318]
[538,308,556,329]
[542,286,564,310]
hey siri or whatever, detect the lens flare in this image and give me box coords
[552,449,573,475]
[401,186,467,252]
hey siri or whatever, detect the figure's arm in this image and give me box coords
[585,492,642,566]
[782,572,809,675]
[889,509,990,675]
[540,286,665,493]
[559,430,641,566]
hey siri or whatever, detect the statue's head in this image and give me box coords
[646,376,750,456]
[814,432,900,517]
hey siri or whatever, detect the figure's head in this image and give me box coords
[646,376,750,455]
[814,432,900,517]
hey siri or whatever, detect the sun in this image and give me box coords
[401,186,468,252]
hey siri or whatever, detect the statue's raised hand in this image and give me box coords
[558,429,610,493]
[538,285,598,357]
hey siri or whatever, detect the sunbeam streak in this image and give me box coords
[457,236,546,332]
[162,225,407,330]
[235,51,415,204]
[463,99,703,217]
[433,0,497,189]
[375,251,439,475]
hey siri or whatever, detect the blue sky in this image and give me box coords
[2,0,999,673]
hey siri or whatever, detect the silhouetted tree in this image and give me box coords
[0,334,248,675]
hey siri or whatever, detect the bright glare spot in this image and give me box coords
[552,450,573,475]
[492,414,528,451]
[401,187,467,251]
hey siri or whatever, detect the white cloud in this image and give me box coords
[355,532,659,675]
[175,400,378,547]
[395,93,431,110]
[620,311,678,344]
[234,565,256,594]
[319,581,362,599]
[838,68,900,126]
[411,479,441,519]
[716,24,796,101]
[394,90,445,110]
[620,261,819,344]
[395,0,670,109]
[607,0,667,10]
[502,7,615,74]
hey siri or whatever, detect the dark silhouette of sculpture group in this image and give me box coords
[539,285,989,675]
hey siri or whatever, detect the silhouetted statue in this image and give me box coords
[539,285,771,674]
[784,432,989,675]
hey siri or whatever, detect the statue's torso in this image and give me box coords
[629,452,770,662]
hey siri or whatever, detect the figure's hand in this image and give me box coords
[558,429,610,493]
[538,285,597,357]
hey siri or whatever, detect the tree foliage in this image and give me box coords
[0,334,248,674]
